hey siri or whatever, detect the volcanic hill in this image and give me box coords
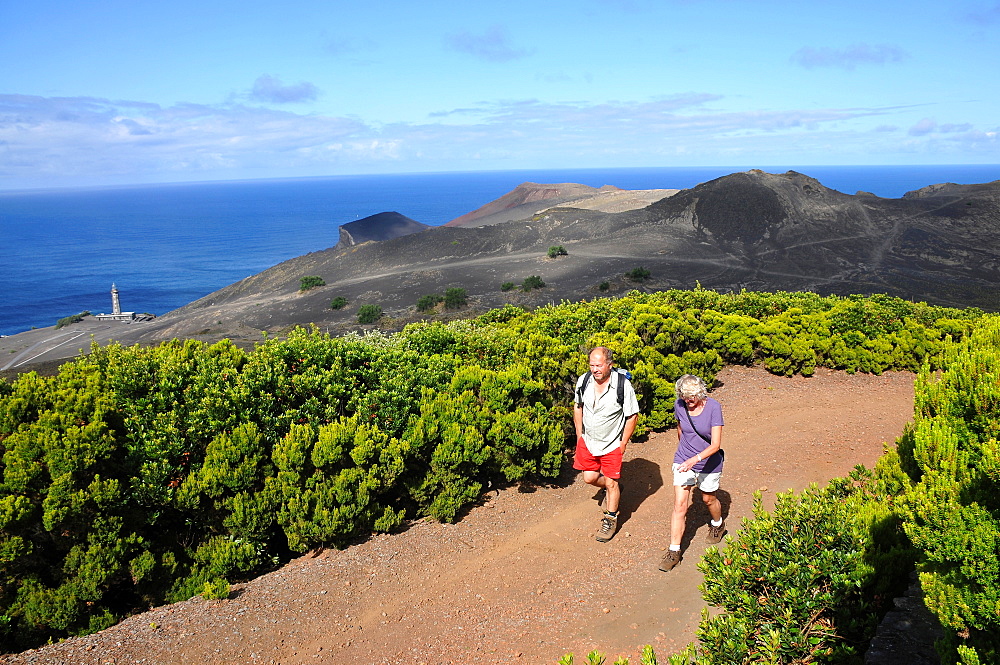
[334,211,429,248]
[3,169,998,370]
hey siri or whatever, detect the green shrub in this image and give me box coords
[521,275,546,291]
[890,318,1000,665]
[547,245,568,258]
[357,304,383,324]
[201,578,232,601]
[55,311,90,329]
[697,470,914,664]
[501,282,515,292]
[299,275,325,291]
[444,287,468,310]
[416,294,444,312]
[0,291,987,651]
[558,645,665,665]
[599,281,610,291]
[626,266,651,281]
[330,296,348,310]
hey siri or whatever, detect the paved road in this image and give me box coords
[0,321,134,372]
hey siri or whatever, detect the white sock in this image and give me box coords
[711,518,723,527]
[669,544,680,552]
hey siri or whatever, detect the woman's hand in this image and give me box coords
[679,456,700,472]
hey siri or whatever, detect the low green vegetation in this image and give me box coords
[889,319,1000,665]
[547,245,568,258]
[356,304,383,324]
[299,275,326,291]
[416,294,444,312]
[417,289,466,312]
[694,468,913,663]
[599,281,610,291]
[627,266,651,281]
[55,311,91,329]
[559,645,662,664]
[0,288,993,659]
[443,287,468,310]
[501,281,515,292]
[521,275,546,291]
[330,296,348,310]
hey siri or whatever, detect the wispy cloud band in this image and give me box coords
[445,25,532,62]
[1,92,994,189]
[249,75,320,104]
[791,43,909,70]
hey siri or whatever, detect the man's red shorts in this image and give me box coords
[573,437,623,479]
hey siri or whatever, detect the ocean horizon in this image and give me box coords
[2,164,999,337]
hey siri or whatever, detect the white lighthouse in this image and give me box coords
[95,283,136,322]
[111,283,122,315]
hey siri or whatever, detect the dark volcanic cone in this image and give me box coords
[335,211,430,248]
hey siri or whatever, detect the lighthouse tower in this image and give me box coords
[96,283,135,321]
[111,283,122,315]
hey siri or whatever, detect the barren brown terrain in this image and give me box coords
[2,365,915,665]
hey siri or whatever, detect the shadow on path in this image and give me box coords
[589,457,663,530]
[679,488,732,552]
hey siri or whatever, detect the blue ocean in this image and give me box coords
[2,165,998,336]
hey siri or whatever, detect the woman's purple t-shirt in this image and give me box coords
[674,397,724,473]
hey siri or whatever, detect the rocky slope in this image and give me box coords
[3,169,998,369]
[443,181,618,227]
[145,169,997,342]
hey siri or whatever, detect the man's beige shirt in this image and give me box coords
[575,371,640,456]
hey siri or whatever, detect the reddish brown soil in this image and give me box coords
[3,366,914,665]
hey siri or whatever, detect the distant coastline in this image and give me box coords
[2,165,998,336]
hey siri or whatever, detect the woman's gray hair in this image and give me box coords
[675,374,708,400]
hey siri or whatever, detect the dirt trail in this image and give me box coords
[2,366,915,665]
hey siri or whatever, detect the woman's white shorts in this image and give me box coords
[672,463,722,493]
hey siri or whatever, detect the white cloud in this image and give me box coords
[0,94,364,186]
[909,118,938,136]
[249,75,320,104]
[0,92,993,189]
[445,25,532,62]
[908,118,976,136]
[791,43,909,70]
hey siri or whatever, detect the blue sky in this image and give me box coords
[1,0,998,189]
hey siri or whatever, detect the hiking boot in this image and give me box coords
[706,520,726,545]
[659,550,681,572]
[596,512,618,542]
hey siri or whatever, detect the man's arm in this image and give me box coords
[574,403,584,440]
[620,412,638,455]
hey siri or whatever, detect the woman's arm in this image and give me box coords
[678,425,722,472]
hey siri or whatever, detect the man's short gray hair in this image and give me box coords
[589,346,614,363]
[675,374,708,400]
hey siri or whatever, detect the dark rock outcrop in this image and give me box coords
[865,574,943,665]
[335,211,430,248]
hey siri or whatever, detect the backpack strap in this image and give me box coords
[576,371,592,403]
[579,368,632,407]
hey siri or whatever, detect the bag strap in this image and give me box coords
[682,404,713,444]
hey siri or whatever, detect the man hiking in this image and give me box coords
[573,346,640,542]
